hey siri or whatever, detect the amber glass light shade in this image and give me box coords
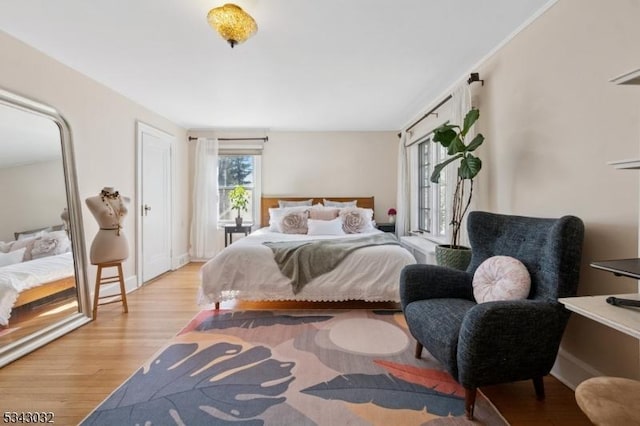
[207,4,258,48]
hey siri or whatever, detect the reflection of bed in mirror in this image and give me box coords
[0,225,75,326]
[0,87,91,367]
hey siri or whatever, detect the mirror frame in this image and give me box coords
[0,88,91,367]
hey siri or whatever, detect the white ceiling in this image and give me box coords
[0,0,553,131]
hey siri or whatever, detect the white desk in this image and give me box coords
[559,293,640,339]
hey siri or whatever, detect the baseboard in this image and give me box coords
[172,252,190,270]
[125,275,137,293]
[551,347,604,390]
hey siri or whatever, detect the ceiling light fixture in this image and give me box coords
[207,3,258,48]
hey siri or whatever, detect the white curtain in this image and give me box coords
[190,137,219,260]
[395,131,411,237]
[450,82,473,246]
[451,83,472,139]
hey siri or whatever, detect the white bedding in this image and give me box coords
[198,228,416,305]
[0,252,75,326]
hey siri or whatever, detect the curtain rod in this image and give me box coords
[188,136,268,142]
[403,72,484,135]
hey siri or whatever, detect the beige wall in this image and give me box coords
[188,130,398,227]
[0,160,66,242]
[187,130,398,257]
[263,131,398,221]
[472,0,640,382]
[0,31,189,283]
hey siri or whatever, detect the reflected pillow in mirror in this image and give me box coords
[32,231,72,260]
[0,248,26,267]
[0,241,11,253]
[9,237,37,261]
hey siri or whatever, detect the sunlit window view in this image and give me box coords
[418,138,448,238]
[218,155,255,223]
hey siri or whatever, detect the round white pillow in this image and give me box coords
[472,256,531,303]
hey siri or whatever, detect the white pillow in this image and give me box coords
[307,218,345,236]
[324,199,357,208]
[472,256,531,303]
[0,241,12,253]
[0,248,26,267]
[278,199,313,208]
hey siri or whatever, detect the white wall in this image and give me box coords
[405,0,640,385]
[0,31,190,284]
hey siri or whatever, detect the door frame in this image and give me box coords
[135,121,175,287]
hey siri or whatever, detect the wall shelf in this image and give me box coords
[560,293,640,340]
[610,68,640,85]
[607,159,640,169]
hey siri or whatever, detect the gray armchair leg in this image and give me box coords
[533,376,545,400]
[414,342,423,359]
[465,387,477,420]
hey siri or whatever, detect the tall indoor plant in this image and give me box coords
[430,107,484,270]
[228,185,249,226]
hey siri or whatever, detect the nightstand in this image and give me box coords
[224,224,252,247]
[376,222,396,233]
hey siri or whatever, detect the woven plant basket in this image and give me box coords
[435,245,472,271]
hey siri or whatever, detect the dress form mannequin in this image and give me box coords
[85,187,130,265]
[60,207,70,237]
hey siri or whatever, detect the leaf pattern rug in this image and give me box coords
[82,309,507,425]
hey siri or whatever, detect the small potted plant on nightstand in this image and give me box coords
[229,185,249,226]
[430,107,485,270]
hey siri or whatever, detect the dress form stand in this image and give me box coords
[92,262,128,319]
[85,187,130,319]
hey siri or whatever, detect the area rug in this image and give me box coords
[82,309,507,425]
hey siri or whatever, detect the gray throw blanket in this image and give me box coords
[263,233,400,294]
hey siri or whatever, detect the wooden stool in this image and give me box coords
[93,262,129,319]
[575,376,640,424]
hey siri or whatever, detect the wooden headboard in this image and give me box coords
[260,196,374,227]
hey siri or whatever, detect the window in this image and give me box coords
[417,136,448,239]
[218,155,259,224]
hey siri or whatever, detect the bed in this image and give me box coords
[0,227,75,326]
[198,196,416,307]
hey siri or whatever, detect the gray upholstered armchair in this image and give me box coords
[400,211,584,420]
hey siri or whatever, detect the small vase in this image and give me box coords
[389,215,396,224]
[235,216,243,227]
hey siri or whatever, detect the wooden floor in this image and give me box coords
[0,263,591,425]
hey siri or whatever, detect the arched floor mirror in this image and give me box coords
[0,88,91,367]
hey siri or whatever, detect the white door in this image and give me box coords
[137,122,172,284]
